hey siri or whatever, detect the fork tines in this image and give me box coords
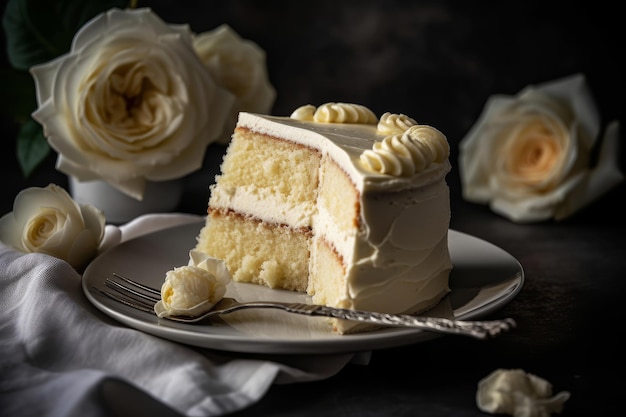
[93,273,161,314]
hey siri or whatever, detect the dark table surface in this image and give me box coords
[1,1,625,416]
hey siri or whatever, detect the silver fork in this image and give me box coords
[93,272,517,339]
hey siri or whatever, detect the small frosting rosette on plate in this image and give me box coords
[154,250,231,318]
[459,73,623,223]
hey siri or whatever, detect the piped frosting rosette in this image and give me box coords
[362,112,449,176]
[361,124,449,176]
[154,250,231,318]
[291,102,377,124]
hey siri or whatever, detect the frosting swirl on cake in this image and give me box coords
[291,102,377,124]
[290,103,448,177]
[377,112,418,135]
[360,125,449,176]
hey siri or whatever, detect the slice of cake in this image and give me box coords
[195,102,452,334]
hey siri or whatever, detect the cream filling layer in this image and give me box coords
[209,183,316,228]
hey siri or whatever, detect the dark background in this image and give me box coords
[1,0,624,217]
[1,1,625,416]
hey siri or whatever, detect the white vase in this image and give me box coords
[69,177,183,224]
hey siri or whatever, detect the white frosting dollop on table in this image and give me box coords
[476,368,570,417]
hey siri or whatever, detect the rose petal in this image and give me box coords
[555,121,624,220]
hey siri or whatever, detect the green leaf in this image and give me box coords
[2,0,131,71]
[0,67,36,121]
[16,118,50,177]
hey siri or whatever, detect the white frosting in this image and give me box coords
[154,250,231,318]
[290,103,449,179]
[476,369,570,417]
[313,177,450,315]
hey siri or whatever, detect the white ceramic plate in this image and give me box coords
[82,221,524,354]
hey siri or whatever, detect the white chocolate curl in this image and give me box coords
[360,125,449,176]
[291,102,377,124]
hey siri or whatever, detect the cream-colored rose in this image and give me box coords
[193,24,276,144]
[30,8,235,200]
[0,184,105,270]
[154,251,231,318]
[459,73,623,222]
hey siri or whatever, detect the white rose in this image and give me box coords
[459,73,623,222]
[154,251,231,318]
[30,8,235,200]
[0,184,105,270]
[193,24,276,144]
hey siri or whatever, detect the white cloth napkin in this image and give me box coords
[0,213,368,417]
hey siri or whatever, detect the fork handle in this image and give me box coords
[278,303,516,339]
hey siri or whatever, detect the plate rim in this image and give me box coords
[82,221,524,354]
